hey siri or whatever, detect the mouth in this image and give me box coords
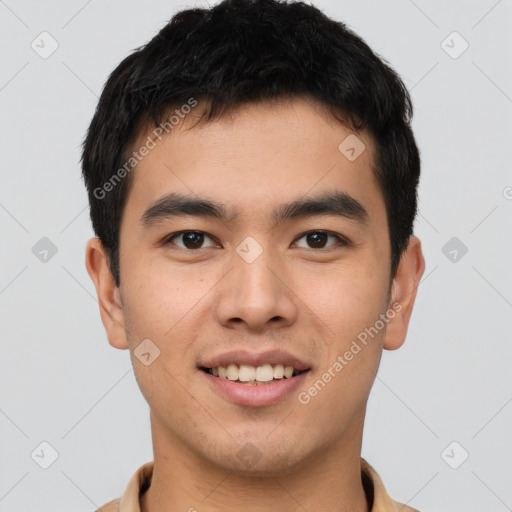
[198,349,312,406]
[200,364,309,385]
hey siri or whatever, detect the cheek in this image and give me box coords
[291,262,389,342]
[121,256,202,338]
[120,257,217,386]
[298,270,386,423]
[121,276,200,418]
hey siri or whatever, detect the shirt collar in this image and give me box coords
[101,458,416,512]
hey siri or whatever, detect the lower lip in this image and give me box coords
[201,370,310,407]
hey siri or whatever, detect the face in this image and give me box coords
[89,96,422,476]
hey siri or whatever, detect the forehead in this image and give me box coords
[122,96,384,228]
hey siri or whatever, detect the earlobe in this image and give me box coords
[85,237,129,350]
[383,236,425,351]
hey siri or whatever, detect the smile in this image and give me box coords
[202,363,308,385]
[201,366,310,407]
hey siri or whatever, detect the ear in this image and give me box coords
[85,237,129,350]
[383,236,425,351]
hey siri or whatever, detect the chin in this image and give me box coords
[203,431,312,477]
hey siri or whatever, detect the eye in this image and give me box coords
[293,230,348,250]
[163,230,349,251]
[164,231,218,250]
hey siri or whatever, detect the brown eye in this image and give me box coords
[294,231,346,249]
[165,231,217,250]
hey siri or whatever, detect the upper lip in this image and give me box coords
[199,349,311,372]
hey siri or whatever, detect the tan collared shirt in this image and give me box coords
[96,458,418,512]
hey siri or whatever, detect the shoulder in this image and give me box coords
[94,498,120,512]
[393,501,420,512]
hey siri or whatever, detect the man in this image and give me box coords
[82,0,425,510]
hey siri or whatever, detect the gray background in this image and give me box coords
[1,0,511,510]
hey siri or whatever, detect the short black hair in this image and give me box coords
[81,0,420,288]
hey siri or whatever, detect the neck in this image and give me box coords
[140,411,369,512]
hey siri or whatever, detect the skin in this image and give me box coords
[86,96,425,512]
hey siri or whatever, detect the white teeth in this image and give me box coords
[238,364,256,382]
[273,364,284,379]
[226,363,238,381]
[256,364,274,382]
[208,363,300,382]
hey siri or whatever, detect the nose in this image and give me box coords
[214,245,298,333]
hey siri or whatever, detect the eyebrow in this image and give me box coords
[140,190,369,228]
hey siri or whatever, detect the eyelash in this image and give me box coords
[162,230,349,251]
